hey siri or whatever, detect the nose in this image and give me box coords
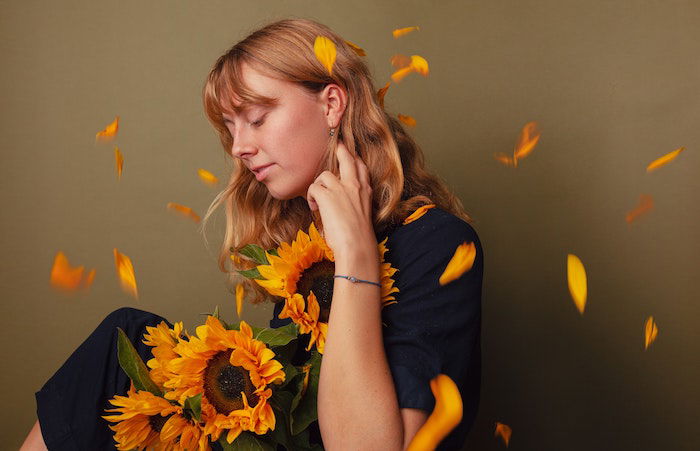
[230,126,258,160]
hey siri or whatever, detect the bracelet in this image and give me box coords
[333,274,381,287]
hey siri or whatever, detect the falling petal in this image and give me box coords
[625,194,654,224]
[96,116,119,142]
[377,82,390,109]
[390,54,413,69]
[406,374,462,451]
[167,202,201,223]
[644,316,658,350]
[398,114,417,127]
[114,146,123,180]
[197,168,219,186]
[495,422,512,447]
[50,251,96,292]
[494,152,517,167]
[403,204,436,225]
[567,254,587,314]
[513,121,540,160]
[392,26,420,38]
[235,283,244,318]
[113,248,138,299]
[647,146,685,172]
[344,40,366,57]
[314,36,337,76]
[391,66,415,83]
[410,55,429,77]
[439,242,476,286]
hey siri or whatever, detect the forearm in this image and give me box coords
[317,251,404,450]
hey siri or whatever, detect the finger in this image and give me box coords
[314,171,342,190]
[306,182,327,211]
[336,141,359,184]
[355,157,372,214]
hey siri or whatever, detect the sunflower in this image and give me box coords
[102,383,181,450]
[160,413,211,451]
[143,320,185,387]
[254,222,399,353]
[163,316,284,444]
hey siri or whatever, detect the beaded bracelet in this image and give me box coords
[333,274,381,287]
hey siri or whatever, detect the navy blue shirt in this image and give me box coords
[271,206,483,450]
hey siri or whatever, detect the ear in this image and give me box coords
[319,83,347,129]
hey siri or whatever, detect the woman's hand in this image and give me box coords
[305,140,377,262]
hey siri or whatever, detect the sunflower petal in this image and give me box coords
[406,374,462,451]
[392,26,420,38]
[96,116,119,142]
[438,242,476,286]
[314,36,337,76]
[567,254,587,314]
[114,248,138,299]
[495,422,512,447]
[646,146,685,172]
[644,315,658,350]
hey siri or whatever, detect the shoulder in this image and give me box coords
[383,206,483,267]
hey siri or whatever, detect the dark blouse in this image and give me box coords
[271,206,483,450]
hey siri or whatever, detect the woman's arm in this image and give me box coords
[317,250,426,450]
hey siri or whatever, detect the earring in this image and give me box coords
[329,128,335,137]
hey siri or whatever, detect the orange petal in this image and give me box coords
[390,54,413,69]
[197,168,219,186]
[50,251,96,292]
[438,242,476,286]
[567,254,587,314]
[314,36,337,76]
[167,202,201,223]
[410,55,429,77]
[398,114,417,127]
[114,146,123,180]
[646,146,685,172]
[494,152,517,167]
[235,283,244,318]
[406,374,462,451]
[625,194,654,224]
[113,248,138,299]
[96,116,119,142]
[391,66,415,83]
[377,82,390,109]
[495,422,512,447]
[344,40,366,57]
[403,204,436,225]
[644,316,658,350]
[392,26,420,38]
[513,121,540,161]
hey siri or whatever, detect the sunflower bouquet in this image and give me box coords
[104,222,398,450]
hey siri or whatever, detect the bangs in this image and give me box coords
[203,54,279,132]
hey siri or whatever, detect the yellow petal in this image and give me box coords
[494,152,516,167]
[567,254,587,314]
[197,168,219,186]
[50,251,96,292]
[377,82,390,109]
[391,66,415,83]
[495,422,512,447]
[410,55,429,76]
[392,26,420,38]
[114,146,123,180]
[344,40,366,57]
[96,116,119,142]
[235,283,244,318]
[644,315,658,350]
[406,374,462,451]
[403,204,436,225]
[513,121,540,160]
[114,248,138,299]
[439,242,476,286]
[646,146,685,172]
[398,114,417,127]
[314,36,337,76]
[167,202,201,223]
[625,194,654,224]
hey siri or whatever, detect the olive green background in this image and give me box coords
[2,1,698,449]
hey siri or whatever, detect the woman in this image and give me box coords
[22,18,483,450]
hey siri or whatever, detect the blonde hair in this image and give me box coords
[201,18,473,304]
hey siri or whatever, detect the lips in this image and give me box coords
[251,163,274,173]
[252,163,275,181]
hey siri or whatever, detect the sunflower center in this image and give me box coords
[148,413,172,433]
[203,349,258,414]
[296,260,335,323]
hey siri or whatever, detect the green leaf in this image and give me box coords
[183,393,202,422]
[239,244,270,265]
[255,323,299,346]
[267,248,279,257]
[212,305,220,319]
[291,351,322,435]
[236,267,263,279]
[218,431,276,451]
[116,328,162,396]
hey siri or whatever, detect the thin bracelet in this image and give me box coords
[333,274,381,287]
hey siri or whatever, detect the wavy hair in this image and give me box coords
[201,18,473,304]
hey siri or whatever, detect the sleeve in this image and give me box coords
[381,213,484,414]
